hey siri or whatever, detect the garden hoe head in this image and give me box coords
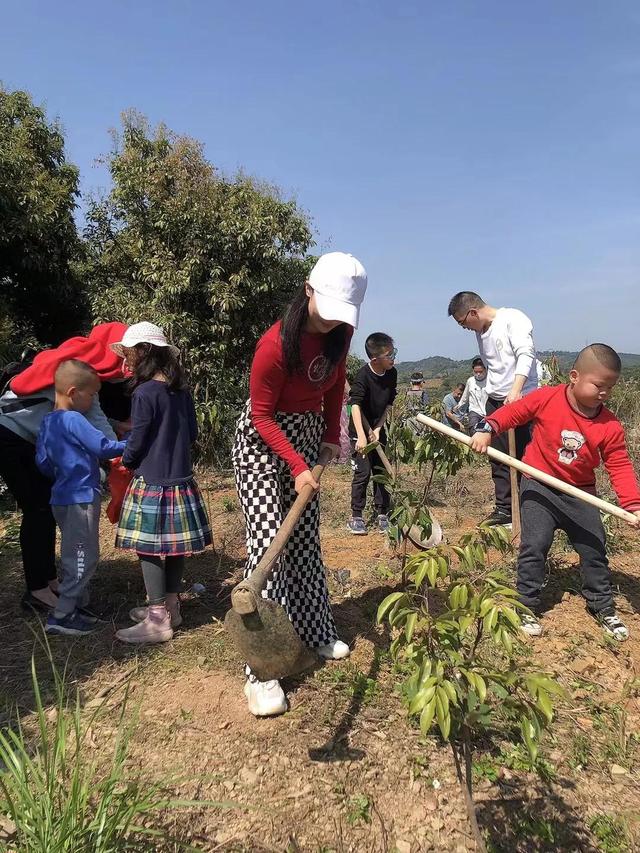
[225,448,333,682]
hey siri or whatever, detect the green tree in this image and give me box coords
[83,112,314,460]
[0,87,85,353]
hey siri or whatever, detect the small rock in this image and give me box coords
[196,655,206,667]
[239,766,258,785]
[223,779,235,791]
[610,764,628,778]
[424,792,438,812]
[395,840,412,853]
[561,592,571,602]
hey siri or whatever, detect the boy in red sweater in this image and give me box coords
[471,344,640,641]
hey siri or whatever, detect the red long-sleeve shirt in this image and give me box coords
[249,321,351,477]
[486,384,640,511]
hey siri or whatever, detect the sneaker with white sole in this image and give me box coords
[592,609,629,642]
[317,639,351,660]
[480,509,512,529]
[130,603,182,628]
[347,517,367,535]
[244,677,287,717]
[116,605,173,644]
[520,613,542,636]
[377,514,390,534]
[46,611,97,636]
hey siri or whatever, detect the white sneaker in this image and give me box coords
[520,613,542,637]
[244,678,287,717]
[317,639,351,660]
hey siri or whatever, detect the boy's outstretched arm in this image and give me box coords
[601,426,640,518]
[68,414,127,460]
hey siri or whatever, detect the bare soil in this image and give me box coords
[0,460,639,852]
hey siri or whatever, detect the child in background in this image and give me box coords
[348,333,397,535]
[36,360,126,636]
[471,344,640,641]
[110,323,212,644]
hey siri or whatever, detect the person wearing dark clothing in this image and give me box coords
[348,332,397,534]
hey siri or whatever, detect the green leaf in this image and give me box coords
[405,612,417,643]
[420,698,437,735]
[376,592,405,623]
[536,689,553,723]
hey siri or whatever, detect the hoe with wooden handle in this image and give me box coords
[416,414,640,526]
[359,414,443,547]
[225,446,333,682]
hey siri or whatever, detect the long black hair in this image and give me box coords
[128,343,187,393]
[280,285,349,376]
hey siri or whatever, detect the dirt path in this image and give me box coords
[1,462,639,851]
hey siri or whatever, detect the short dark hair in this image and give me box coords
[447,291,485,318]
[573,343,622,374]
[471,357,485,369]
[365,332,394,359]
[54,359,98,392]
[410,371,424,383]
[455,382,465,391]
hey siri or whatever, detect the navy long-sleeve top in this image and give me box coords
[122,380,198,486]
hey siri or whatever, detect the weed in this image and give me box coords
[222,495,237,512]
[345,794,371,826]
[589,814,630,853]
[515,814,557,845]
[472,755,499,782]
[0,641,229,852]
[569,733,592,770]
[500,743,557,783]
[0,513,20,554]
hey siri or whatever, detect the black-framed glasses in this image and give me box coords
[455,310,473,327]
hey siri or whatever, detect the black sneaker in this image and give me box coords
[46,611,98,636]
[590,609,629,642]
[480,509,512,528]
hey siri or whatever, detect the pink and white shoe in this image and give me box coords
[116,605,173,644]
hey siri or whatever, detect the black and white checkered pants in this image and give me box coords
[232,402,339,665]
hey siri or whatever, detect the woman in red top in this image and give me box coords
[232,252,367,717]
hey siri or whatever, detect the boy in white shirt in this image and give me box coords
[448,292,538,526]
[455,357,488,434]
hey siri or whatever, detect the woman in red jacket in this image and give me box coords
[232,252,368,717]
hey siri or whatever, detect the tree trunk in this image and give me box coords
[451,734,486,853]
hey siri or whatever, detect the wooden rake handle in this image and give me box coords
[231,446,334,615]
[416,414,639,527]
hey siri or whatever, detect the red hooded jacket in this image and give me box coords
[10,323,128,395]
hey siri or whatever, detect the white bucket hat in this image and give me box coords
[110,322,178,357]
[308,252,368,329]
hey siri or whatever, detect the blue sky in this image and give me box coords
[3,1,639,360]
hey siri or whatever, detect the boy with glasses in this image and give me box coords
[348,333,397,534]
[447,292,538,526]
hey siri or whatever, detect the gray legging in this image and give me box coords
[138,554,184,605]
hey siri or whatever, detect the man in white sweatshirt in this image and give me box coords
[448,292,538,526]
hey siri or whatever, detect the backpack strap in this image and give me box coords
[0,396,50,415]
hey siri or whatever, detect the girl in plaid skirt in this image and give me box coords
[233,252,367,717]
[111,323,212,644]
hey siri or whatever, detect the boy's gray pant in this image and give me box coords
[518,478,613,614]
[52,495,101,615]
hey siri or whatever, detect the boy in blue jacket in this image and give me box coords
[36,359,126,635]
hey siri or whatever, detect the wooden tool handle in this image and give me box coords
[231,446,334,615]
[416,414,639,526]
[360,415,394,477]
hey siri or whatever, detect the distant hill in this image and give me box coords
[396,351,640,382]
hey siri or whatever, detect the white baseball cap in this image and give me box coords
[110,322,178,357]
[308,252,368,329]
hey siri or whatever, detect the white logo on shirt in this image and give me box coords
[558,430,585,465]
[308,355,332,384]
